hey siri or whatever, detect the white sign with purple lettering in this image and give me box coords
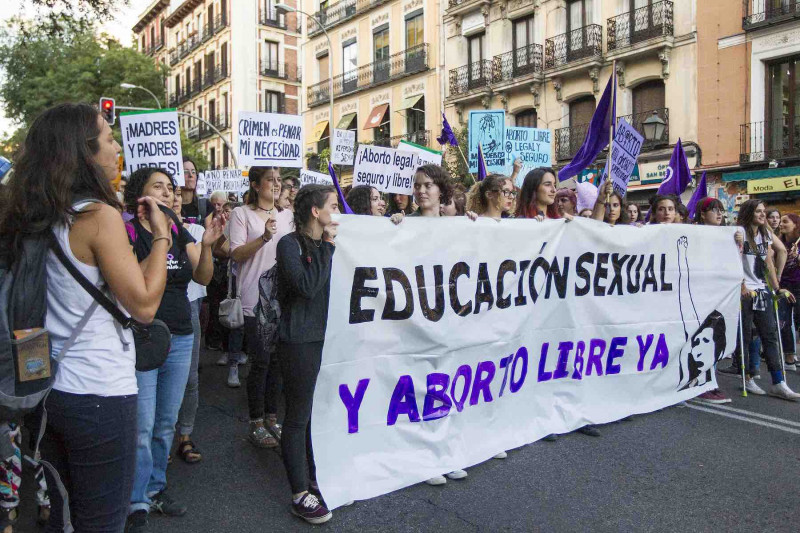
[312,217,742,509]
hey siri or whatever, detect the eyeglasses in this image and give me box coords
[500,190,518,198]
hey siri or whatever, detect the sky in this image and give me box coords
[0,0,153,138]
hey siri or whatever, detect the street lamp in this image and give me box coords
[120,82,162,109]
[642,110,666,143]
[276,2,334,158]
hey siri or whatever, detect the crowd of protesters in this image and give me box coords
[0,103,799,532]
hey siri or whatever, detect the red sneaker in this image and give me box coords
[696,389,729,404]
[291,493,332,525]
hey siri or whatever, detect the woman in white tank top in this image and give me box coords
[0,103,170,532]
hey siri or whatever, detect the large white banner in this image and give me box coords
[313,217,742,508]
[120,109,184,185]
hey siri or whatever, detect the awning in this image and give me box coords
[397,94,423,112]
[309,120,329,143]
[722,166,800,182]
[363,104,389,130]
[337,113,357,129]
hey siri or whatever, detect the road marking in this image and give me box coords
[686,403,800,435]
[688,401,800,428]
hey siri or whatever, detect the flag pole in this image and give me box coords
[606,60,616,205]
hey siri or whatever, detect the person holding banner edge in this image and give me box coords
[275,184,340,524]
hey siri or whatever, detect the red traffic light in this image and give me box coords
[99,97,115,126]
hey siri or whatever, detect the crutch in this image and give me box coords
[773,291,788,379]
[738,301,748,398]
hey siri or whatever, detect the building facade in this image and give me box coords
[134,0,302,170]
[443,0,698,205]
[301,0,445,185]
[699,1,800,216]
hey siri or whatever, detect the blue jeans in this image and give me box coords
[130,334,193,513]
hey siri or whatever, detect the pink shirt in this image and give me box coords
[229,206,293,316]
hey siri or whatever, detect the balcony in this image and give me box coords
[492,44,543,85]
[554,123,591,161]
[391,130,431,148]
[202,65,229,90]
[168,14,228,66]
[199,113,231,140]
[607,1,673,53]
[308,0,391,37]
[143,39,164,56]
[545,24,602,71]
[259,8,287,29]
[307,44,428,107]
[619,108,669,149]
[743,0,800,31]
[448,60,492,98]
[740,115,800,164]
[260,60,300,82]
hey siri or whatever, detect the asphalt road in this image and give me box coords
[12,350,800,532]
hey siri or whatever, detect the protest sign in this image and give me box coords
[331,128,356,165]
[120,109,184,185]
[604,118,644,195]
[503,127,552,187]
[468,110,505,174]
[204,169,246,195]
[313,217,741,508]
[398,140,443,170]
[237,111,303,168]
[300,169,334,187]
[196,172,207,198]
[353,144,415,195]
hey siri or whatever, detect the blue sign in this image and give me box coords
[468,110,505,174]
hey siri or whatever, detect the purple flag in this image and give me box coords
[557,72,616,182]
[328,162,354,214]
[437,112,458,146]
[686,171,707,220]
[477,144,487,182]
[657,139,692,196]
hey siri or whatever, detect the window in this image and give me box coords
[222,92,229,123]
[197,13,203,35]
[223,144,229,168]
[516,109,538,128]
[141,35,146,51]
[185,66,191,91]
[406,14,423,48]
[318,52,329,83]
[149,26,155,49]
[209,100,216,125]
[513,16,535,51]
[221,43,228,75]
[632,80,665,116]
[468,33,486,86]
[373,27,390,83]
[210,147,216,169]
[264,90,282,113]
[767,56,800,158]
[194,60,202,87]
[568,0,592,51]
[406,97,425,144]
[174,74,181,96]
[263,40,279,75]
[342,41,357,92]
[375,106,391,145]
[513,15,537,74]
[318,124,330,153]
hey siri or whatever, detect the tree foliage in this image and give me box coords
[443,126,474,189]
[24,1,129,36]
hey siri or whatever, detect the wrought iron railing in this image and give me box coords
[743,0,800,30]
[545,24,602,69]
[199,113,231,140]
[143,39,164,56]
[618,108,669,148]
[259,8,287,29]
[449,60,492,97]
[555,123,591,161]
[307,44,428,106]
[391,130,430,148]
[607,1,673,51]
[308,0,391,36]
[259,60,299,82]
[740,115,800,164]
[492,44,543,83]
[202,65,229,90]
[373,137,393,148]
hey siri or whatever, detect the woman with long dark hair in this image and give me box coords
[386,193,415,216]
[602,190,629,226]
[778,213,800,371]
[123,166,224,531]
[0,103,170,532]
[275,184,339,524]
[515,167,561,220]
[733,199,799,400]
[346,185,386,216]
[180,157,207,225]
[229,167,293,447]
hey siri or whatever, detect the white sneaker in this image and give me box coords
[445,469,468,480]
[785,362,797,371]
[768,381,800,401]
[425,475,446,486]
[744,378,766,395]
[236,353,248,365]
[216,353,229,366]
[227,365,240,388]
[493,451,508,459]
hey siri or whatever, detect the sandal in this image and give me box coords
[177,439,202,463]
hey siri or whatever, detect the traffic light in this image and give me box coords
[99,97,115,126]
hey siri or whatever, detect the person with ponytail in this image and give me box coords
[465,174,516,220]
[778,213,800,371]
[275,184,339,524]
[229,167,293,447]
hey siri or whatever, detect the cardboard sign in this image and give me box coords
[300,169,334,187]
[331,128,356,165]
[120,109,184,185]
[237,111,303,168]
[503,127,552,187]
[353,144,415,195]
[605,119,644,195]
[468,110,505,173]
[204,169,247,195]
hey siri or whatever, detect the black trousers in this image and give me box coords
[39,390,137,533]
[279,341,323,494]
[244,316,282,420]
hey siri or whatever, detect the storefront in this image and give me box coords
[721,166,800,216]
